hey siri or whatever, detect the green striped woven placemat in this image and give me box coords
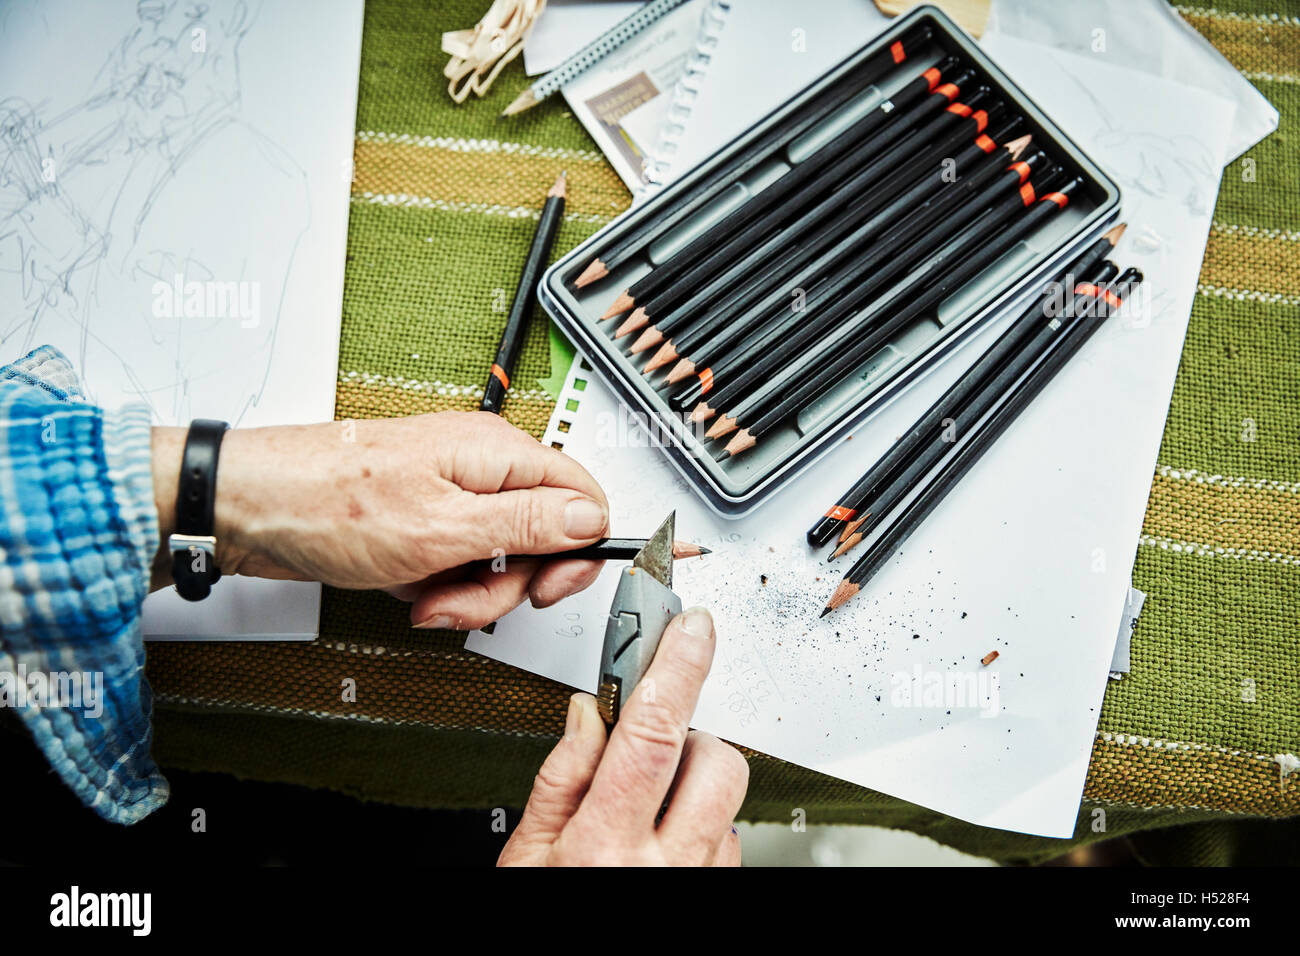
[144,0,1299,863]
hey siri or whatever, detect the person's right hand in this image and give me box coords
[498,606,749,866]
[151,411,611,629]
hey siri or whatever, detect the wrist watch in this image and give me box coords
[169,419,229,601]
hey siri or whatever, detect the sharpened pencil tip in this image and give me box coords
[715,451,730,463]
[1103,222,1127,245]
[819,606,833,619]
[548,170,567,199]
[574,258,608,288]
[698,546,711,555]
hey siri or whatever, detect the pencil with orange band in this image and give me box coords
[822,266,1145,616]
[584,59,972,312]
[646,115,1024,379]
[624,94,1009,357]
[823,258,1122,562]
[806,222,1128,550]
[675,151,1053,426]
[712,174,1081,460]
[603,74,990,332]
[569,22,937,289]
[479,172,567,415]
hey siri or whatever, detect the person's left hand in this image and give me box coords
[498,607,748,866]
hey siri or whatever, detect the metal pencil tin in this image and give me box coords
[538,5,1121,518]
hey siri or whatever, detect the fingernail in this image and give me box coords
[680,606,713,639]
[564,695,583,740]
[564,497,607,538]
[415,614,455,630]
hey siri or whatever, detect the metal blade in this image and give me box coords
[632,511,675,589]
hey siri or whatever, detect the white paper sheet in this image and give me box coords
[469,42,1236,837]
[0,0,364,639]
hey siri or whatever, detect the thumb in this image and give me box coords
[456,486,608,560]
[501,694,607,862]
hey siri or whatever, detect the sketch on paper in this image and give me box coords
[0,0,311,425]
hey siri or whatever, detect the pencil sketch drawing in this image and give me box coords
[0,0,312,424]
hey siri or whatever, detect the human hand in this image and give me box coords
[151,411,610,628]
[498,607,748,866]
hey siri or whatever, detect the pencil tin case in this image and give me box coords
[538,4,1121,518]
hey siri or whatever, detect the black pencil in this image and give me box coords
[822,266,1145,616]
[715,175,1080,457]
[610,78,995,335]
[626,96,1008,360]
[648,130,1025,399]
[596,60,973,319]
[570,23,936,288]
[684,144,1046,419]
[653,114,1024,380]
[480,171,567,414]
[807,222,1127,549]
[823,258,1121,561]
[684,153,1053,430]
[519,538,712,562]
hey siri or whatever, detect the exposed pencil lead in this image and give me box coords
[825,578,860,612]
[670,540,709,559]
[574,258,608,288]
[600,290,634,320]
[715,450,730,463]
[1004,133,1032,159]
[819,606,833,619]
[1102,222,1127,245]
[722,429,756,458]
[665,359,696,385]
[614,308,649,338]
[630,327,664,355]
[548,170,567,199]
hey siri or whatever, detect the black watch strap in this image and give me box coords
[170,419,229,601]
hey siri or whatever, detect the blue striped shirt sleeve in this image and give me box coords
[0,346,169,824]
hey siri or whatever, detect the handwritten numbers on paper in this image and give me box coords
[555,612,583,640]
[720,651,774,729]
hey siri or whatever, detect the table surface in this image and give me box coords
[143,0,1300,864]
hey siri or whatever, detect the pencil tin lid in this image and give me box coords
[539,4,1120,518]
